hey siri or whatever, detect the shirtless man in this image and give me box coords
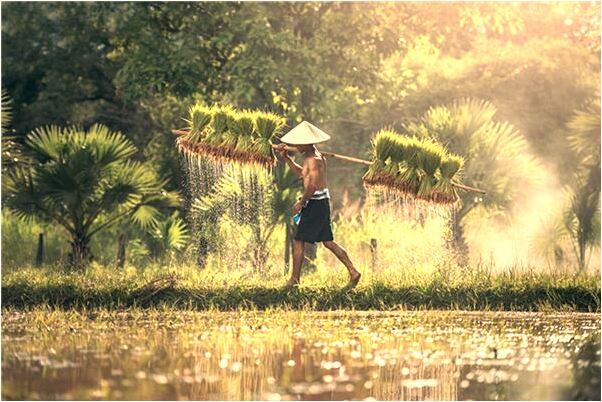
[276,141,361,289]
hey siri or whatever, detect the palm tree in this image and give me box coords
[563,95,601,272]
[563,176,600,272]
[3,124,181,268]
[403,98,544,261]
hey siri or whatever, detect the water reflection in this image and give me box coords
[1,310,599,400]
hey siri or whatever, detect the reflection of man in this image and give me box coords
[276,121,361,289]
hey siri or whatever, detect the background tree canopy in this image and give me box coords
[2,1,598,202]
[1,1,600,270]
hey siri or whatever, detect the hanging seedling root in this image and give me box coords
[177,138,276,171]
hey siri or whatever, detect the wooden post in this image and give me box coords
[35,233,44,267]
[369,238,378,271]
[116,233,127,269]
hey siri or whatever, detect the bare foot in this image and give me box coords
[348,270,361,288]
[283,279,300,290]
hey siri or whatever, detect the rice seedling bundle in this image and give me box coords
[175,106,478,204]
[416,139,444,199]
[432,154,464,203]
[176,103,285,169]
[184,104,212,143]
[363,130,464,204]
[363,129,400,188]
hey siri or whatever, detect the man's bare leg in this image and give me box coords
[286,239,305,286]
[323,241,361,286]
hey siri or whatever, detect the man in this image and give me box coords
[276,121,361,289]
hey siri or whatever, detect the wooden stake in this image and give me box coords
[35,233,44,267]
[117,233,127,269]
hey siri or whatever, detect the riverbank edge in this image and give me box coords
[2,282,600,312]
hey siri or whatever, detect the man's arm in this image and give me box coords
[283,154,303,178]
[276,144,303,177]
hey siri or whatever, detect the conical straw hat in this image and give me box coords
[279,121,331,145]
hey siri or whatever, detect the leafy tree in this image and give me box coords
[3,124,180,268]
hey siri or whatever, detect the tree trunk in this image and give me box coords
[116,233,127,269]
[69,235,91,269]
[35,233,44,267]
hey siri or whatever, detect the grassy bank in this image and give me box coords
[1,264,600,312]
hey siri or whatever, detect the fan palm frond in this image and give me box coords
[567,97,601,168]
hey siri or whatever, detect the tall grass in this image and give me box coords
[2,261,599,311]
[2,199,600,312]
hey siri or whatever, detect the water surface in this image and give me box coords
[2,310,600,400]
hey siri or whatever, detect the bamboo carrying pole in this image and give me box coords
[171,129,486,194]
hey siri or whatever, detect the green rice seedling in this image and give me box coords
[231,110,256,160]
[364,129,464,203]
[439,154,464,179]
[382,136,406,178]
[363,130,400,186]
[433,154,464,203]
[220,109,244,157]
[176,106,285,170]
[205,105,235,146]
[416,139,444,200]
[420,139,444,176]
[397,160,420,193]
[184,104,212,143]
[396,139,422,193]
[372,129,399,163]
[255,111,285,142]
[251,111,285,167]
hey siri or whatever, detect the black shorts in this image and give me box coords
[294,198,334,244]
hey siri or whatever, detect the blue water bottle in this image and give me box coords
[293,212,301,225]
